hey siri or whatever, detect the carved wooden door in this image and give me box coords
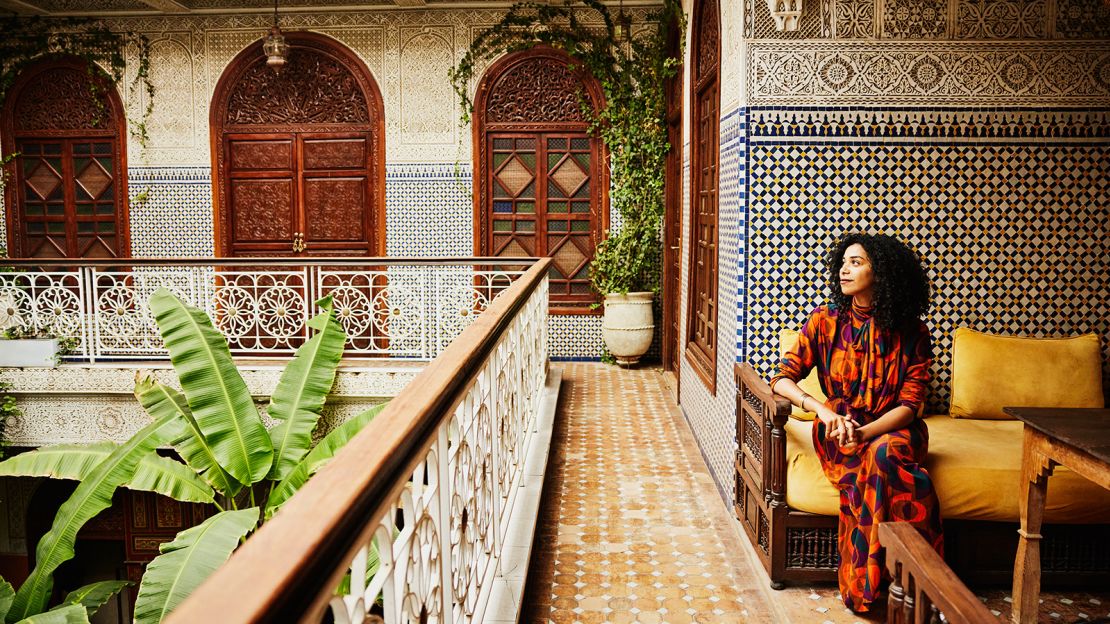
[485,132,601,308]
[225,132,374,257]
[2,59,129,259]
[474,47,608,314]
[212,33,385,258]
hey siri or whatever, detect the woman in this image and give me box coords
[770,233,943,613]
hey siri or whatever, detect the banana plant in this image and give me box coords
[0,289,388,623]
[0,411,169,622]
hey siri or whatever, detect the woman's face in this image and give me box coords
[839,243,875,302]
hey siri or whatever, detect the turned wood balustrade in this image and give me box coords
[879,522,996,624]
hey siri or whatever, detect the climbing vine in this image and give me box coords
[0,15,156,147]
[450,0,684,295]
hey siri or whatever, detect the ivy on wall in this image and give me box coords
[450,0,684,295]
[0,16,155,147]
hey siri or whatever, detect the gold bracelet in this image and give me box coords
[800,393,812,411]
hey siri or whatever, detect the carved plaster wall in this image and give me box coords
[96,8,657,166]
[0,362,418,447]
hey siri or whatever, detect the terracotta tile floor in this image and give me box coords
[521,364,1110,623]
[521,364,778,623]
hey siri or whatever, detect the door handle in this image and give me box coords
[292,232,305,253]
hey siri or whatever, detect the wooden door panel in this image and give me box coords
[230,179,295,244]
[303,177,367,243]
[302,137,366,170]
[228,138,293,171]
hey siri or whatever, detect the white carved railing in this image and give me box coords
[164,259,552,624]
[0,258,527,361]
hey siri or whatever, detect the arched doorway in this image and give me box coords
[1,56,130,259]
[210,33,386,258]
[472,46,608,314]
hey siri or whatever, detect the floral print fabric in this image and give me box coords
[771,304,944,612]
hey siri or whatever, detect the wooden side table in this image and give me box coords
[1003,407,1110,624]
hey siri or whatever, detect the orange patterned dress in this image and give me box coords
[771,303,944,612]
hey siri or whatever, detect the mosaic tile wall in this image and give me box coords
[744,107,1110,414]
[678,109,745,504]
[673,0,1110,506]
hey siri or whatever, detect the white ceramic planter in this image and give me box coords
[601,292,654,367]
[0,338,60,367]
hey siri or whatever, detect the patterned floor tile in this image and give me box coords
[521,364,1110,623]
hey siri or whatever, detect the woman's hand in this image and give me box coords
[816,407,861,447]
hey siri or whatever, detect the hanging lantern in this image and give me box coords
[613,0,632,43]
[263,0,288,72]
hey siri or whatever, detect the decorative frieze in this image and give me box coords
[747,0,1110,40]
[747,107,1110,141]
[0,362,417,446]
[748,41,1110,105]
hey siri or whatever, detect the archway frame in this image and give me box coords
[471,45,610,314]
[1,54,131,259]
[208,31,387,257]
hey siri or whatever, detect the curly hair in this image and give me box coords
[827,233,931,332]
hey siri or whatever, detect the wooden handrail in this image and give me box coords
[879,522,995,624]
[0,256,540,268]
[166,258,551,623]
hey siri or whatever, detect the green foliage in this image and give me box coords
[0,381,18,461]
[133,509,259,624]
[56,581,133,619]
[2,291,385,622]
[449,0,684,295]
[264,402,387,519]
[0,443,214,504]
[6,413,173,622]
[13,604,89,624]
[0,16,155,147]
[148,289,274,487]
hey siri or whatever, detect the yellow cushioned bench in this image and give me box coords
[779,327,1110,522]
[735,327,1109,589]
[784,415,1110,522]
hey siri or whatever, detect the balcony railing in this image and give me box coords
[164,258,551,623]
[0,257,528,361]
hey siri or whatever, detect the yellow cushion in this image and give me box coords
[784,415,1110,523]
[949,328,1104,420]
[779,329,826,421]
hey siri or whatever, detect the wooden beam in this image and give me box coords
[392,0,426,5]
[0,0,49,15]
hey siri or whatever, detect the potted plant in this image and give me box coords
[450,0,683,366]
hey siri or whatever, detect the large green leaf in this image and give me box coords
[135,376,241,498]
[133,508,259,624]
[267,296,346,481]
[148,289,272,486]
[265,403,386,518]
[55,580,132,618]
[0,444,214,504]
[6,415,172,622]
[0,579,14,622]
[12,605,87,624]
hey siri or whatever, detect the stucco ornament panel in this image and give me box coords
[748,41,1110,105]
[100,8,649,164]
[0,363,420,446]
[400,27,456,146]
[145,36,196,150]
